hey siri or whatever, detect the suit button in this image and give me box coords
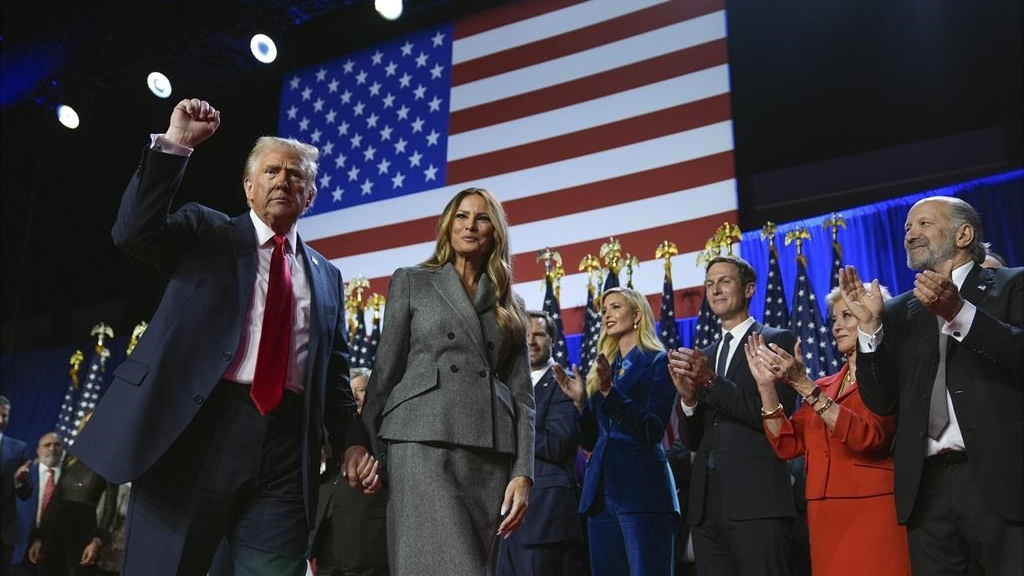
[193,395,205,404]
[479,370,487,378]
[447,332,456,340]
[221,352,232,361]
[922,394,929,400]
[450,365,459,373]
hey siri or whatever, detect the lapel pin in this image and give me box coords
[977,284,985,291]
[311,257,319,266]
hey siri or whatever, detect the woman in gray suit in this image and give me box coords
[361,187,535,576]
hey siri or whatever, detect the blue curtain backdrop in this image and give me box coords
[2,170,1021,443]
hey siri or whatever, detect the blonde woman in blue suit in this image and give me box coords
[555,287,679,576]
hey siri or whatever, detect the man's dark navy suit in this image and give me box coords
[497,366,583,575]
[71,148,361,570]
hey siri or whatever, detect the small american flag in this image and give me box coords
[789,255,832,378]
[762,244,790,330]
[541,276,569,365]
[658,271,681,350]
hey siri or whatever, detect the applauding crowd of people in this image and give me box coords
[2,98,1019,576]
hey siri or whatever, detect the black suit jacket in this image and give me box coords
[71,148,362,528]
[856,264,1023,523]
[505,367,582,546]
[679,321,798,525]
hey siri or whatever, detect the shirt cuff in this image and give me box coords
[857,324,883,352]
[680,398,698,417]
[941,300,976,341]
[149,134,193,156]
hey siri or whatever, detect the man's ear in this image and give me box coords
[955,223,974,249]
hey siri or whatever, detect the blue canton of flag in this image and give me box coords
[762,245,790,330]
[822,240,844,373]
[352,307,370,369]
[789,256,832,379]
[691,295,722,350]
[829,241,843,291]
[278,25,453,215]
[363,313,381,370]
[658,272,681,350]
[68,346,109,445]
[541,277,569,366]
[578,286,602,379]
[55,362,81,444]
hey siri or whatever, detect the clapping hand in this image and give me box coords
[914,259,963,321]
[838,265,884,333]
[552,363,586,413]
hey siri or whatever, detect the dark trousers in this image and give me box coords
[691,470,792,576]
[496,537,582,576]
[586,494,676,576]
[907,455,1023,576]
[121,381,307,576]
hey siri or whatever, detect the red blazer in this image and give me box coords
[766,364,897,500]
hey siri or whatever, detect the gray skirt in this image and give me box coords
[386,441,512,576]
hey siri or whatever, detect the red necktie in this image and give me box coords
[251,235,294,415]
[39,468,55,526]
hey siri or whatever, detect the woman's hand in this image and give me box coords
[80,537,101,565]
[744,334,777,389]
[750,334,806,386]
[497,475,532,538]
[594,354,613,396]
[552,363,585,413]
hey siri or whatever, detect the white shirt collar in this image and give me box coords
[951,260,974,290]
[722,315,756,342]
[530,358,555,386]
[248,210,298,253]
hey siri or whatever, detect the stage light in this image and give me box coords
[56,104,80,129]
[250,34,278,64]
[147,72,173,99]
[375,0,403,20]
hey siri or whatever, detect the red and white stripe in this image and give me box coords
[300,0,737,334]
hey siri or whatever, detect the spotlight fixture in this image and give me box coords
[147,72,173,99]
[250,34,278,64]
[375,0,403,20]
[56,104,80,129]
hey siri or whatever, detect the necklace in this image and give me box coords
[838,369,855,396]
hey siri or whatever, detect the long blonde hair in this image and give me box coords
[585,287,664,396]
[422,187,526,341]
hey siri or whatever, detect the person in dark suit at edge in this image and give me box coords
[70,98,379,576]
[497,310,583,575]
[838,196,1022,574]
[1,395,32,573]
[668,255,799,576]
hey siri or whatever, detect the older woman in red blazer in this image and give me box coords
[744,285,910,576]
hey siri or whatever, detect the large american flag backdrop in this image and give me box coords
[280,0,738,335]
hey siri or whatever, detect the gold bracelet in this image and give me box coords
[815,397,834,416]
[761,403,785,420]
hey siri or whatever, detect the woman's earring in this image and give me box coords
[633,321,639,331]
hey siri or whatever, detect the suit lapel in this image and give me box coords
[724,322,760,381]
[297,238,324,373]
[431,263,489,363]
[227,214,258,325]
[960,263,993,306]
[613,348,650,397]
